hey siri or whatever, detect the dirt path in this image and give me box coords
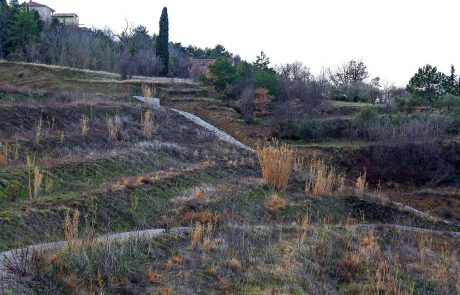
[0,227,190,289]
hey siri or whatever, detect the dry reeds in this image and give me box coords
[64,209,80,249]
[304,156,344,196]
[355,172,367,196]
[142,84,153,98]
[33,166,43,198]
[80,114,89,136]
[35,117,43,144]
[257,141,294,191]
[191,223,203,248]
[142,110,155,140]
[107,115,121,140]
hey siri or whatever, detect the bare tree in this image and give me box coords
[329,59,369,86]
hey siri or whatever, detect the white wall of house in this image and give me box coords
[54,15,79,26]
[29,6,53,22]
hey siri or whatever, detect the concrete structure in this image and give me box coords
[53,13,79,26]
[25,1,54,22]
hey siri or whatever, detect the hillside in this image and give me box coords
[0,62,459,294]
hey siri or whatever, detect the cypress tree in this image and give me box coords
[156,7,169,77]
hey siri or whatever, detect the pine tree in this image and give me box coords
[156,7,169,77]
[406,64,448,110]
[448,65,458,95]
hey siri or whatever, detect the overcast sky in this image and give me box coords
[26,0,460,86]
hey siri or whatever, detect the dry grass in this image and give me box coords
[181,210,213,225]
[0,151,6,166]
[228,257,242,272]
[107,115,121,140]
[33,166,43,198]
[26,155,34,199]
[165,256,183,269]
[303,156,344,196]
[191,223,204,248]
[355,172,367,196]
[64,209,80,250]
[35,117,43,144]
[142,84,153,98]
[80,114,89,136]
[257,141,294,191]
[142,110,155,140]
[263,193,288,212]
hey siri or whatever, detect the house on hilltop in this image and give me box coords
[25,0,54,22]
[54,13,79,26]
[25,0,79,26]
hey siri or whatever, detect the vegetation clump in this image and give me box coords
[257,141,294,191]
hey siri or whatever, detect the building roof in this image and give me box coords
[54,13,78,17]
[26,1,55,12]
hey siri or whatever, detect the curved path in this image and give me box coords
[133,96,255,153]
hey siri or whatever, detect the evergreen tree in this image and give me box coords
[156,7,169,76]
[254,51,270,69]
[448,65,458,95]
[406,64,448,110]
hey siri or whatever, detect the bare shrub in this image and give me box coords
[257,141,294,191]
[253,88,273,117]
[236,84,255,123]
[3,247,44,278]
[363,114,453,142]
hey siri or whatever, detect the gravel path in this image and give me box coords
[132,96,255,153]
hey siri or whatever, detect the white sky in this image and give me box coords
[25,0,460,86]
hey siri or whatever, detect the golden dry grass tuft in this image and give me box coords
[263,193,288,212]
[33,166,43,198]
[107,115,121,140]
[142,110,155,140]
[64,209,80,249]
[257,141,294,191]
[165,256,183,269]
[355,172,367,196]
[228,257,242,272]
[142,84,153,98]
[0,153,6,166]
[35,117,43,144]
[80,114,89,136]
[145,270,157,284]
[303,156,344,196]
[191,222,204,248]
[181,209,213,225]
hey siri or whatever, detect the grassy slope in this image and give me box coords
[0,63,459,294]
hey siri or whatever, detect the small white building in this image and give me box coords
[25,0,54,22]
[53,13,79,26]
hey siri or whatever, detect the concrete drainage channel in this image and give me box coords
[133,96,255,153]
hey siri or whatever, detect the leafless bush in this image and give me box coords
[3,247,44,278]
[237,85,255,123]
[365,114,453,142]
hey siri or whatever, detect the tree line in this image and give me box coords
[0,2,229,79]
